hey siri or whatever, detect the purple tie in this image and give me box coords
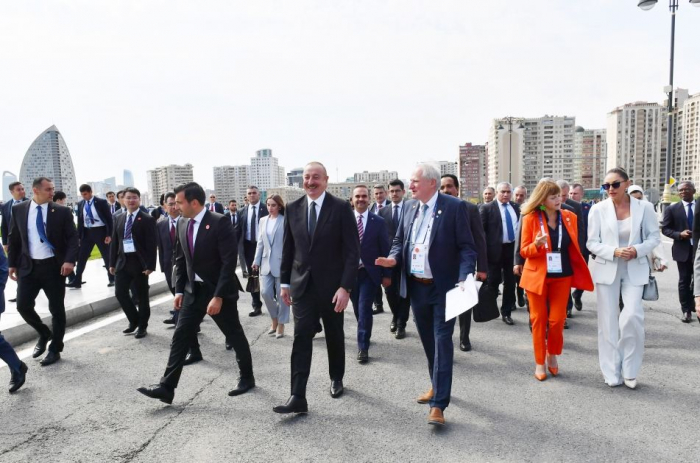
[187,219,196,257]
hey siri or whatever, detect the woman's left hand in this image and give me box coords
[627,246,637,259]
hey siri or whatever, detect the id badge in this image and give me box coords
[546,252,563,273]
[124,239,136,253]
[411,244,427,274]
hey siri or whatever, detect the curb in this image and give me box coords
[3,280,172,347]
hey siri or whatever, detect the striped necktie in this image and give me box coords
[357,214,364,242]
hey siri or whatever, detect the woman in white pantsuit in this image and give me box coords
[587,168,660,389]
[252,195,289,338]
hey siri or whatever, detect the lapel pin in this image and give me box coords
[206,224,210,230]
[137,217,142,221]
[51,209,55,212]
[438,210,442,215]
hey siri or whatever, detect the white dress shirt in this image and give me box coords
[499,201,518,244]
[246,202,261,241]
[410,190,438,279]
[84,198,105,228]
[28,201,54,259]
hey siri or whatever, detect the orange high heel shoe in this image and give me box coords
[547,355,559,376]
[535,365,547,381]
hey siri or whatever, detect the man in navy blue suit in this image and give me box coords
[1,246,28,393]
[377,163,477,426]
[349,185,391,364]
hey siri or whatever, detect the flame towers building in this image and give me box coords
[19,125,79,204]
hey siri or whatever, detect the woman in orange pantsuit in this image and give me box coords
[519,181,593,381]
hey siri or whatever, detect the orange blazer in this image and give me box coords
[519,209,593,296]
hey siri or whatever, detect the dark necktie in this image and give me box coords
[210,203,215,212]
[503,203,515,242]
[308,201,317,239]
[357,214,364,242]
[36,205,55,250]
[170,219,176,244]
[187,219,196,257]
[125,213,134,239]
[250,206,257,242]
[687,203,693,231]
[392,204,399,230]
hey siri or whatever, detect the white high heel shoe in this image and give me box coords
[623,378,637,389]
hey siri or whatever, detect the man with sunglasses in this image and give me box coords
[661,181,699,323]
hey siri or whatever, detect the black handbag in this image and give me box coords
[472,283,500,322]
[245,270,260,293]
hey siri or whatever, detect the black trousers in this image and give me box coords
[160,283,253,389]
[16,257,66,353]
[384,268,410,328]
[487,242,516,317]
[75,227,113,283]
[373,285,383,309]
[677,258,694,314]
[290,282,345,398]
[115,255,151,329]
[243,239,262,308]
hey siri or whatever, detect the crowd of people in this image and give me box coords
[1,163,698,427]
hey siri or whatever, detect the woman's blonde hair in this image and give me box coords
[521,180,561,216]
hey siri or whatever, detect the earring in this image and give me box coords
[539,205,546,211]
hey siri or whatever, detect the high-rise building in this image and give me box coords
[20,125,79,203]
[213,165,250,203]
[265,185,306,205]
[606,102,667,192]
[2,171,18,202]
[147,164,194,207]
[123,169,134,187]
[488,116,576,192]
[353,170,399,185]
[678,91,700,186]
[287,168,304,188]
[250,149,285,192]
[573,127,607,190]
[326,182,357,201]
[437,161,458,178]
[459,143,487,200]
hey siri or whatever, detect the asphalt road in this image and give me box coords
[1,251,698,463]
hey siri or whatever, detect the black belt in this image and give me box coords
[411,275,434,285]
[31,257,56,265]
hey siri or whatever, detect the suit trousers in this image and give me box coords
[16,257,66,353]
[0,315,21,372]
[373,285,383,309]
[595,261,645,385]
[260,274,290,324]
[351,268,377,351]
[676,258,694,314]
[115,255,151,329]
[458,310,471,344]
[290,280,345,398]
[243,240,262,308]
[75,227,113,283]
[526,276,572,365]
[384,268,410,328]
[409,279,455,410]
[161,283,253,389]
[487,242,516,317]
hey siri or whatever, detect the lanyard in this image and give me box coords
[411,205,435,245]
[538,211,562,252]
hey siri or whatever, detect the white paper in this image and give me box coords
[445,274,480,321]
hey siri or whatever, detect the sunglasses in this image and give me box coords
[601,181,623,191]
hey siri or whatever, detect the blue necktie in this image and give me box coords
[503,203,515,242]
[415,204,430,242]
[85,199,95,225]
[36,205,55,250]
[687,203,693,231]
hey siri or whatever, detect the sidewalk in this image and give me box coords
[1,259,170,345]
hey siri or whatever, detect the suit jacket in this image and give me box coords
[206,202,224,214]
[357,211,391,286]
[150,206,166,220]
[7,201,79,277]
[378,200,410,243]
[0,246,8,314]
[519,210,593,295]
[174,210,243,297]
[280,192,360,302]
[156,217,177,275]
[565,198,587,259]
[465,201,488,273]
[224,210,242,242]
[107,202,121,215]
[515,202,575,266]
[369,199,391,215]
[239,203,268,243]
[586,197,660,287]
[1,197,28,246]
[77,196,114,239]
[388,192,477,298]
[253,215,285,277]
[661,200,695,262]
[109,210,157,272]
[480,200,521,263]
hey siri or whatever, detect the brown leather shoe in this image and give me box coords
[428,407,445,426]
[416,387,434,404]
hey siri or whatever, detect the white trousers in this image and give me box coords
[595,261,645,385]
[260,274,290,324]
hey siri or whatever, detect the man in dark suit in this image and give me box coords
[1,245,28,393]
[110,187,157,338]
[481,182,520,325]
[239,186,268,316]
[513,186,528,308]
[7,177,79,366]
[440,174,487,352]
[569,183,591,311]
[2,181,28,303]
[557,180,586,319]
[150,194,166,220]
[158,192,181,325]
[137,182,254,404]
[369,184,391,314]
[225,199,247,275]
[377,163,477,426]
[69,184,114,289]
[106,191,120,215]
[350,185,391,363]
[273,162,360,414]
[378,179,412,339]
[661,181,698,323]
[206,194,224,214]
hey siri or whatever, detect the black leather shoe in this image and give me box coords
[40,351,61,366]
[573,296,582,311]
[517,293,526,308]
[502,316,514,326]
[330,380,344,398]
[395,326,406,339]
[163,317,176,325]
[107,282,115,287]
[32,335,51,359]
[65,281,82,289]
[566,307,573,319]
[8,298,17,303]
[682,312,692,323]
[135,329,148,339]
[390,320,397,333]
[184,351,203,365]
[249,308,262,317]
[372,306,384,315]
[9,362,28,393]
[123,324,137,334]
[273,395,308,414]
[564,320,569,329]
[228,376,255,396]
[459,341,471,352]
[357,350,369,364]
[137,384,174,404]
